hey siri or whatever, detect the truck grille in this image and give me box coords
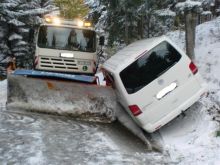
[39,56,78,71]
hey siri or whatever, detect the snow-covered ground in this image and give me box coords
[1,17,220,164]
[0,87,159,164]
[0,79,167,164]
[161,17,220,164]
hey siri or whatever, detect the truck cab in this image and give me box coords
[34,16,98,75]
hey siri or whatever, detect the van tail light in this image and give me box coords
[128,105,142,116]
[189,61,198,75]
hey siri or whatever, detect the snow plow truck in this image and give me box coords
[6,16,118,122]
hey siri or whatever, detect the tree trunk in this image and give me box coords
[147,14,150,38]
[139,15,144,39]
[215,0,220,16]
[185,10,197,60]
[125,11,129,44]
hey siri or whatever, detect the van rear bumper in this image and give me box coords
[142,83,207,133]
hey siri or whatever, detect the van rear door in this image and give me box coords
[120,41,202,125]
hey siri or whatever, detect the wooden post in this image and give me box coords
[185,10,197,60]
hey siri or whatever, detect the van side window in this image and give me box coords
[120,41,181,94]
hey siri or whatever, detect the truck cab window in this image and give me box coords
[38,26,96,52]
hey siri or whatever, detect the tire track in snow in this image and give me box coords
[158,98,220,164]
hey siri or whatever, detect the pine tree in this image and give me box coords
[0,0,56,69]
[0,13,9,77]
[96,0,175,46]
[102,0,143,45]
[87,0,213,59]
[54,0,89,19]
[0,14,9,62]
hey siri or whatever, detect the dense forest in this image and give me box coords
[0,0,219,77]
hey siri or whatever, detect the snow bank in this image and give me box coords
[175,0,202,12]
[161,17,220,164]
[160,102,220,164]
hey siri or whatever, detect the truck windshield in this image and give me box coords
[120,41,181,94]
[37,26,96,52]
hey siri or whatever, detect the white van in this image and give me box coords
[102,36,206,133]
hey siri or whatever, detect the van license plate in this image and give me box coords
[156,82,177,100]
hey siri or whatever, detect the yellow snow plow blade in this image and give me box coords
[7,75,117,122]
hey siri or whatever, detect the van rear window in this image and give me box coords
[120,41,181,94]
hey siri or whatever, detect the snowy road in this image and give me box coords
[0,107,169,164]
[0,81,169,165]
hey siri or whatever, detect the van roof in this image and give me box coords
[103,35,170,73]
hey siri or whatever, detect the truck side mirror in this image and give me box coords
[99,36,105,46]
